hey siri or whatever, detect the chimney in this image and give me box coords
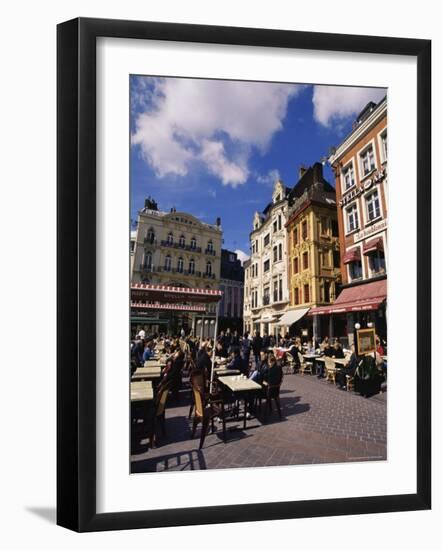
[299,165,307,179]
[216,216,221,227]
[313,162,323,182]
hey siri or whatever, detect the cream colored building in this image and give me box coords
[131,198,222,335]
[243,180,291,337]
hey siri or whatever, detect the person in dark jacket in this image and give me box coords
[335,345,358,388]
[262,356,283,387]
[252,331,263,368]
[262,332,271,349]
[226,348,248,375]
[196,342,213,377]
[250,350,269,382]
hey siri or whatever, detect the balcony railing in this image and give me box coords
[143,237,157,245]
[160,240,202,253]
[262,295,270,306]
[203,272,216,279]
[139,264,155,272]
[205,248,216,256]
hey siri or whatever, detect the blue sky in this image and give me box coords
[130,76,385,261]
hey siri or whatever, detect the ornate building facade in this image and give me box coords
[131,198,222,335]
[243,180,291,337]
[219,249,244,332]
[285,163,341,341]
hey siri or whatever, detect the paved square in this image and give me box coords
[131,373,386,473]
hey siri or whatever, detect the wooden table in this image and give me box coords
[333,358,349,367]
[219,376,262,429]
[144,359,163,368]
[130,381,154,402]
[132,366,162,381]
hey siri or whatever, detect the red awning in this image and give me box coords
[131,283,223,304]
[363,237,384,255]
[342,248,361,264]
[131,301,206,312]
[308,279,386,315]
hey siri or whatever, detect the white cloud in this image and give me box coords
[235,249,250,265]
[312,86,386,127]
[256,168,281,186]
[131,77,300,186]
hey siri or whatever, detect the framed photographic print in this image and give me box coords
[356,328,377,355]
[57,17,431,532]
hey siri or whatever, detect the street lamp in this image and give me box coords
[354,323,361,330]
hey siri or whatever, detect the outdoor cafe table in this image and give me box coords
[214,368,241,377]
[333,358,349,367]
[144,359,163,368]
[130,381,154,402]
[218,376,262,429]
[132,365,162,381]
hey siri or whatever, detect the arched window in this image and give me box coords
[177,257,184,273]
[206,261,212,276]
[164,255,171,271]
[190,237,197,249]
[146,227,155,244]
[179,235,185,247]
[189,258,195,274]
[167,232,173,245]
[143,251,152,270]
[207,240,213,253]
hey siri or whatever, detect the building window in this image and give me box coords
[293,256,299,274]
[333,250,340,268]
[255,263,258,277]
[380,130,388,162]
[263,259,270,272]
[147,227,155,244]
[366,190,381,222]
[346,204,359,233]
[304,284,310,303]
[167,232,173,245]
[263,287,270,306]
[273,246,278,262]
[273,219,278,233]
[179,235,185,247]
[130,240,135,252]
[321,251,330,268]
[207,240,213,253]
[278,278,283,302]
[278,214,282,231]
[348,260,363,281]
[343,163,355,190]
[302,251,309,270]
[143,251,152,269]
[293,227,298,245]
[278,243,282,261]
[331,219,339,237]
[360,145,375,176]
[323,281,330,302]
[273,279,278,302]
[190,237,196,249]
[369,251,386,275]
[189,258,195,274]
[302,220,308,240]
[264,233,270,247]
[206,261,212,276]
[320,216,328,235]
[294,287,300,305]
[164,255,172,271]
[177,257,184,273]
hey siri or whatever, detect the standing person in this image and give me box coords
[251,330,263,368]
[224,328,232,351]
[231,330,240,348]
[136,328,146,340]
[240,332,251,371]
[262,332,271,349]
[180,327,185,339]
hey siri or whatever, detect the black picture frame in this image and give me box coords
[57,17,431,532]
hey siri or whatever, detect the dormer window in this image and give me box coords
[167,232,173,245]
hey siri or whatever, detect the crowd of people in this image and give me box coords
[130,327,386,399]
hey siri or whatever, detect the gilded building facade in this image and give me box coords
[243,180,291,337]
[285,163,341,340]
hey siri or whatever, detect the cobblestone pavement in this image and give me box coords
[131,373,387,473]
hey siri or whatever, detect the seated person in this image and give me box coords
[323,342,335,357]
[262,356,283,387]
[226,348,248,375]
[305,340,315,354]
[335,345,358,388]
[332,340,345,359]
[249,350,268,382]
[142,341,154,362]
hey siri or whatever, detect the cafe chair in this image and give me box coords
[190,384,226,449]
[262,381,283,421]
[150,381,172,448]
[298,352,313,376]
[324,358,337,384]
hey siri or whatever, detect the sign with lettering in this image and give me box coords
[339,167,387,207]
[353,219,387,243]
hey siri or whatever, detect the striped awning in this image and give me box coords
[131,283,223,304]
[342,248,361,264]
[131,301,206,312]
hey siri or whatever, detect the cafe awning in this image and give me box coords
[131,301,206,312]
[276,307,310,326]
[131,283,223,304]
[363,237,384,255]
[308,279,386,315]
[342,248,361,264]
